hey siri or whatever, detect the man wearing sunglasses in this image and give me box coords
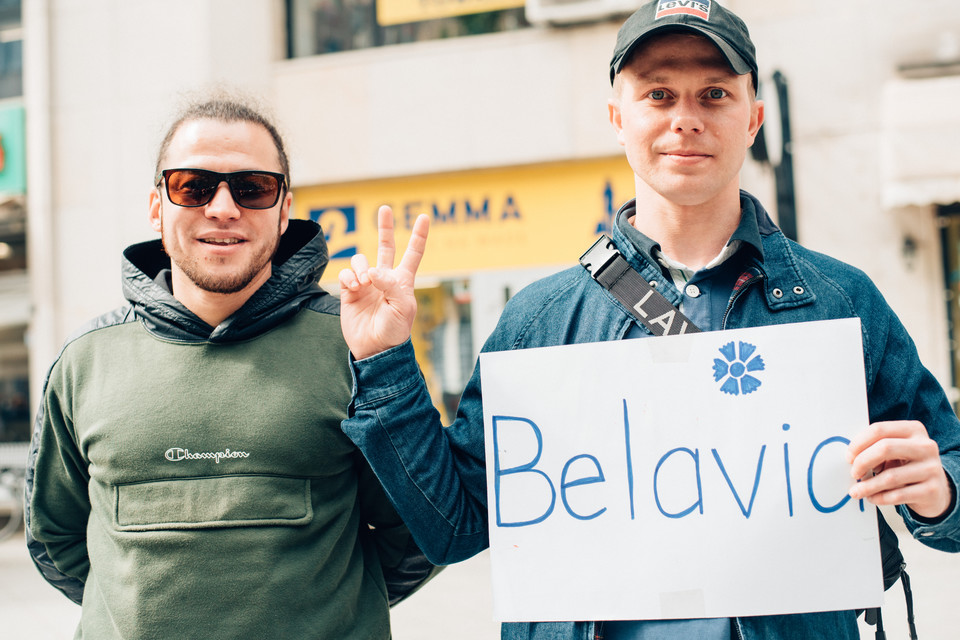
[25,96,433,639]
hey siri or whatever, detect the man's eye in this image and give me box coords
[236,184,269,197]
[649,90,667,100]
[707,88,727,99]
[180,180,212,195]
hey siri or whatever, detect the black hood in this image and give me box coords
[120,219,334,343]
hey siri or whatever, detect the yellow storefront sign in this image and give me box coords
[293,156,637,282]
[377,0,524,26]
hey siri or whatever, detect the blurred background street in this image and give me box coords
[2,505,959,639]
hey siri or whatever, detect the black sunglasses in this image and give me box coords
[156,168,287,210]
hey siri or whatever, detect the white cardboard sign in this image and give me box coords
[480,318,883,622]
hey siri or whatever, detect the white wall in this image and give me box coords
[274,22,621,185]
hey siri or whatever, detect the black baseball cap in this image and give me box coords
[609,0,758,86]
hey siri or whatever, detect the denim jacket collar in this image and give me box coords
[610,191,815,313]
[613,193,765,263]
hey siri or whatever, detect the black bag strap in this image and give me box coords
[580,235,917,638]
[579,235,700,336]
[864,511,918,639]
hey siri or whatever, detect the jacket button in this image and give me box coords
[772,288,784,298]
[793,286,805,295]
[684,284,701,298]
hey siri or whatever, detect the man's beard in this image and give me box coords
[173,243,279,294]
[161,216,283,295]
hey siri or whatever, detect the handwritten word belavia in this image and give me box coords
[164,447,250,464]
[491,399,863,528]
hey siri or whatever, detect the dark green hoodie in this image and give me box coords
[26,220,429,639]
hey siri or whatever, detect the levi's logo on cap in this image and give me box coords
[656,0,711,20]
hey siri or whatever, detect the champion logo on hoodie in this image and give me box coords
[164,447,250,463]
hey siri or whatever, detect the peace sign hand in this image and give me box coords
[338,206,431,360]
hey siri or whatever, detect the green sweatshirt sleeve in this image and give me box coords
[28,366,92,585]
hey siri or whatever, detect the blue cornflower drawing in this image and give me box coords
[713,341,765,396]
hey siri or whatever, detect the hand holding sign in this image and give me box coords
[338,206,430,360]
[847,420,954,519]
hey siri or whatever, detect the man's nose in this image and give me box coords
[671,98,704,133]
[204,182,241,220]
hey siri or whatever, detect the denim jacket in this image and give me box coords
[344,193,960,640]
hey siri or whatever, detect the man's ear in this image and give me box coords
[608,98,625,147]
[279,190,291,236]
[149,188,163,233]
[747,99,765,145]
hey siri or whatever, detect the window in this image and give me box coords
[0,198,26,443]
[939,203,960,412]
[412,280,475,423]
[0,2,25,444]
[0,0,20,100]
[287,0,527,58]
[0,324,28,442]
[0,197,25,272]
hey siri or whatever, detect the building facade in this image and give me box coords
[19,0,960,426]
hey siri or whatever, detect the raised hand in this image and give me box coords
[338,206,430,360]
[847,420,954,520]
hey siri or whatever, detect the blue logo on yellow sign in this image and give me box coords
[593,181,617,235]
[713,341,765,396]
[310,205,358,260]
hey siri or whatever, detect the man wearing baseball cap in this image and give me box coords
[338,1,960,638]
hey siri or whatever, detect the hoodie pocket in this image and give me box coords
[114,475,312,531]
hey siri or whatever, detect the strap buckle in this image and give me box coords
[579,235,620,280]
